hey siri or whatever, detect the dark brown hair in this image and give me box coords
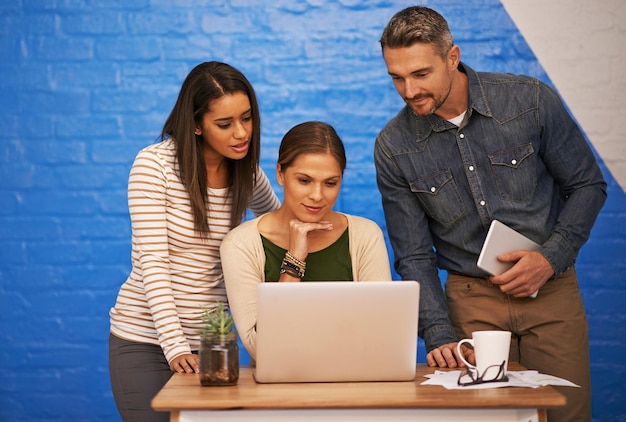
[277,121,346,174]
[161,61,261,235]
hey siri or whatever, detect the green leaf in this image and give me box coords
[199,303,236,335]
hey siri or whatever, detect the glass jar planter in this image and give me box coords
[199,332,239,386]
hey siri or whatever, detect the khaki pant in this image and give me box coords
[445,267,591,422]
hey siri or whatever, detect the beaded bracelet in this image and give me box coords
[285,251,306,268]
[280,251,306,279]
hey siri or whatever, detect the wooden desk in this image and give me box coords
[152,363,565,422]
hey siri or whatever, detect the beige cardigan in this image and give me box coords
[220,213,392,360]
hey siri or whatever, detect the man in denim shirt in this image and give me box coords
[374,6,606,422]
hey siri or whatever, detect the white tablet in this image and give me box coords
[477,220,541,276]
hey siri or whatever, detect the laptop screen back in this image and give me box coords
[254,281,420,383]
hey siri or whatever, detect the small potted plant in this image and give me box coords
[198,303,239,386]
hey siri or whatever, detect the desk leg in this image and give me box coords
[170,411,180,422]
[538,409,547,422]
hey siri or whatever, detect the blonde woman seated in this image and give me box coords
[220,121,392,360]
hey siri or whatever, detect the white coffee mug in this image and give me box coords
[456,330,511,381]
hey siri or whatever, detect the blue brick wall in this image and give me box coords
[1,1,624,421]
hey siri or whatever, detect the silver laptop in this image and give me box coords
[254,281,420,383]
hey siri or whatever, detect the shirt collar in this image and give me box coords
[460,62,493,119]
[409,62,494,136]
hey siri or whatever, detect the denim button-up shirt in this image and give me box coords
[374,62,607,351]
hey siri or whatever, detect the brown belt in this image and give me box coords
[447,270,488,279]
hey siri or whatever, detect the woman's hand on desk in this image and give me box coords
[426,342,475,368]
[170,353,200,373]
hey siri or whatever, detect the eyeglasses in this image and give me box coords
[457,360,508,386]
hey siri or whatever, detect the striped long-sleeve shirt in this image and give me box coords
[109,138,280,363]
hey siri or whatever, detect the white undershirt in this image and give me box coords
[448,110,467,126]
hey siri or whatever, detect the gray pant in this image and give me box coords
[445,267,591,422]
[108,333,172,422]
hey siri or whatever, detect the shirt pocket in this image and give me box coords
[488,143,537,202]
[410,169,465,225]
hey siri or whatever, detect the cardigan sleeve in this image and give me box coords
[220,218,266,360]
[346,214,393,281]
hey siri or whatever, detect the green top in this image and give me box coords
[261,229,353,281]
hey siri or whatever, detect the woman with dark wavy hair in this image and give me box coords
[108,61,279,422]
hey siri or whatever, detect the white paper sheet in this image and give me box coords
[421,370,580,390]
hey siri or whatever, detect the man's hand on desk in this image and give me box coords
[426,342,475,368]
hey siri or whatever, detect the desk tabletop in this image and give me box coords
[152,363,566,412]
